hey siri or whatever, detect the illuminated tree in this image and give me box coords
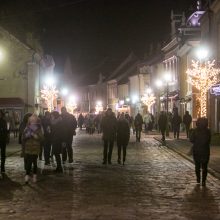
[40,84,59,112]
[141,93,156,110]
[186,60,220,117]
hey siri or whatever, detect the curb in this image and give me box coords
[153,137,220,180]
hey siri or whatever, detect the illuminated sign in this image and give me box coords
[210,84,220,96]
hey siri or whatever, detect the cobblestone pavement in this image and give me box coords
[1,131,220,220]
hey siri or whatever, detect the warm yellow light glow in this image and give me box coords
[141,93,156,108]
[40,84,59,112]
[186,60,220,117]
[95,101,103,114]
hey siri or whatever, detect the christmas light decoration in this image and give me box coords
[95,101,103,114]
[66,96,77,113]
[186,60,220,117]
[40,84,59,112]
[141,93,156,109]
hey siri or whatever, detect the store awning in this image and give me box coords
[0,98,25,107]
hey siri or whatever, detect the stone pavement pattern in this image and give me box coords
[0,131,220,220]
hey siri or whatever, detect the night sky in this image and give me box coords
[0,0,199,83]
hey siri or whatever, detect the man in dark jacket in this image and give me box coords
[134,113,143,142]
[117,113,130,165]
[61,107,77,164]
[101,108,117,164]
[190,117,211,186]
[172,110,182,139]
[0,110,7,173]
[158,111,167,142]
[183,111,192,138]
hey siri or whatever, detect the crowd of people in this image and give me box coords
[0,107,211,186]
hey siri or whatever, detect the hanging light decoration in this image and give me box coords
[141,93,156,109]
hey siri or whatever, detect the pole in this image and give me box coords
[166,82,169,137]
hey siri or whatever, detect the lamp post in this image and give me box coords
[156,73,172,136]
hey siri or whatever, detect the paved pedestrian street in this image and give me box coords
[1,131,220,220]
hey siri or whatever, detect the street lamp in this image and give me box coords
[186,47,220,118]
[156,72,172,136]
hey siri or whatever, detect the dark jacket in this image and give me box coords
[42,116,51,139]
[134,114,143,131]
[190,128,211,163]
[158,113,167,131]
[117,118,130,145]
[183,113,192,127]
[61,113,77,141]
[172,114,182,128]
[0,117,7,143]
[51,116,63,153]
[101,113,117,141]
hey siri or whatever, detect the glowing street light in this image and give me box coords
[0,49,4,62]
[66,95,77,113]
[61,88,68,96]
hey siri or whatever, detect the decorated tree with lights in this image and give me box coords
[141,93,156,110]
[40,84,59,112]
[186,60,220,117]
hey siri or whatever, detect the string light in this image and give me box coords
[141,93,156,109]
[186,60,220,117]
[40,84,59,112]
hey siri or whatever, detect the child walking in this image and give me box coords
[22,114,43,183]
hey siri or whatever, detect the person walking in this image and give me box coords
[0,110,8,174]
[78,113,84,130]
[172,110,182,139]
[158,111,167,142]
[190,117,211,186]
[116,113,130,165]
[134,112,143,142]
[183,111,192,138]
[101,108,117,165]
[61,107,77,164]
[42,111,52,165]
[22,114,44,183]
[51,111,63,173]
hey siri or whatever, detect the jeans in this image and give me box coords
[44,139,51,164]
[117,143,127,163]
[195,161,208,183]
[103,140,114,163]
[185,125,190,138]
[62,136,73,163]
[25,154,38,175]
[136,129,141,141]
[173,126,180,138]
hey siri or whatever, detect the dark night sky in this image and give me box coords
[0,0,199,82]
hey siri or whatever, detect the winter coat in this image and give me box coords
[42,116,51,139]
[190,128,211,163]
[134,114,143,131]
[61,113,77,141]
[158,114,167,131]
[22,124,44,155]
[101,113,117,141]
[117,118,130,146]
[172,114,182,129]
[183,114,192,127]
[0,117,7,143]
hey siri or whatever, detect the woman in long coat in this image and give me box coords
[117,113,130,165]
[190,117,211,186]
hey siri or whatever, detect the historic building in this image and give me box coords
[0,26,42,120]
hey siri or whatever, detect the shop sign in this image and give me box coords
[210,84,220,96]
